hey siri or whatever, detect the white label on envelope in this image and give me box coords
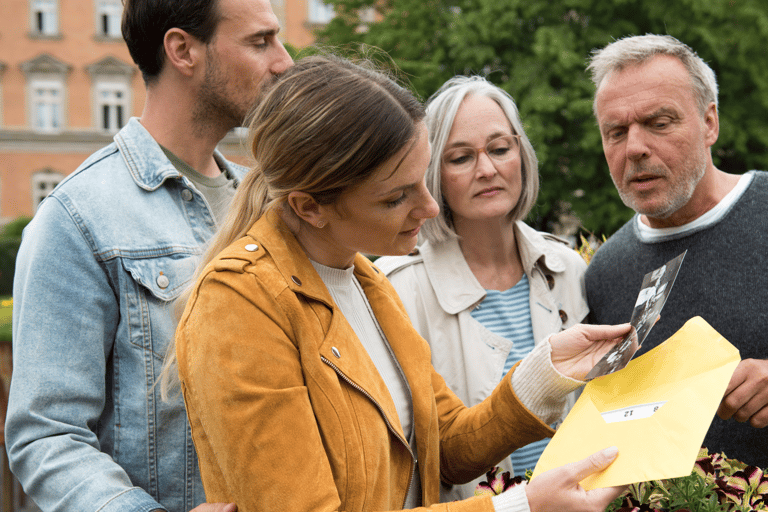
[601,401,667,423]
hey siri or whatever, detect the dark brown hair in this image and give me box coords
[121,0,220,84]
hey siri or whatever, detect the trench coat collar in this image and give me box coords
[422,220,567,315]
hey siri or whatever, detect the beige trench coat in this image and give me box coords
[376,221,589,500]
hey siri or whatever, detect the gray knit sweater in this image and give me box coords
[586,170,768,467]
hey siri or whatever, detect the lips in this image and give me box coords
[631,174,661,182]
[401,224,422,237]
[625,163,667,185]
[627,174,663,190]
[475,186,503,197]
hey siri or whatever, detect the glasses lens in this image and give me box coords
[486,136,518,163]
[443,135,519,174]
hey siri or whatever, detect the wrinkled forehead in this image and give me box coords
[595,57,696,117]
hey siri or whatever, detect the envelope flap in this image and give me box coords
[642,317,739,371]
[587,317,739,407]
[532,317,741,490]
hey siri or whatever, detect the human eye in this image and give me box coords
[445,150,474,166]
[487,139,512,157]
[605,127,627,141]
[249,33,272,49]
[649,117,672,129]
[385,192,407,208]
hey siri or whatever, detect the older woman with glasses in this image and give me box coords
[377,76,589,501]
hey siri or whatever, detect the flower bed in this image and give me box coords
[475,448,768,511]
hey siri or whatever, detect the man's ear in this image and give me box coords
[163,28,203,77]
[704,102,720,148]
[287,191,326,227]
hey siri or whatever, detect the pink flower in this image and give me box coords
[474,467,525,497]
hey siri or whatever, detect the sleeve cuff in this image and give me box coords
[490,482,531,512]
[96,487,167,512]
[511,336,583,423]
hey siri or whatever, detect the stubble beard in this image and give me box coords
[616,152,707,220]
[192,51,247,138]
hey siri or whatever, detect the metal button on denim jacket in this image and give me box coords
[7,118,247,512]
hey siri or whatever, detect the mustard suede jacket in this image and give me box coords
[176,212,554,512]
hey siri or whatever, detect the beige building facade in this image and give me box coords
[0,0,330,223]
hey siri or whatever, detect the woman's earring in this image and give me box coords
[317,221,326,228]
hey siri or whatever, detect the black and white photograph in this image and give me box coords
[585,251,687,380]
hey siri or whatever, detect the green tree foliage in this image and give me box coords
[316,0,768,237]
[0,216,31,296]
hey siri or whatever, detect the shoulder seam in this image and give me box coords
[375,255,423,275]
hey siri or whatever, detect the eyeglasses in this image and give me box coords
[442,135,521,174]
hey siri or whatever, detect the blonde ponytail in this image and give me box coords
[160,54,426,400]
[159,164,274,399]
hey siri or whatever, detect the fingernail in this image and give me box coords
[602,446,619,458]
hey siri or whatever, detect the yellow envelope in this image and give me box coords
[531,316,740,490]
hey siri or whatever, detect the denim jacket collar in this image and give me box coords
[420,220,567,315]
[115,117,241,191]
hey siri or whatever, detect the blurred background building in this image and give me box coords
[0,0,331,223]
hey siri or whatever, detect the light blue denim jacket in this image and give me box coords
[7,118,247,512]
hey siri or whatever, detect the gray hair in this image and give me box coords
[587,34,718,115]
[419,76,540,244]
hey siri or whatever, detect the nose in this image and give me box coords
[413,183,440,220]
[625,124,650,161]
[271,41,294,75]
[474,150,497,178]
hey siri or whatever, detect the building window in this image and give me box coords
[30,79,64,132]
[308,0,334,24]
[96,0,122,38]
[21,54,71,132]
[30,0,58,36]
[96,82,127,132]
[87,57,135,132]
[32,169,64,210]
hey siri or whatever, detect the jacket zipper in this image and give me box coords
[321,355,417,507]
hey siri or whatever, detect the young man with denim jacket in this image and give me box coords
[6,0,292,510]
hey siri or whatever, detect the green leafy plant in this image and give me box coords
[475,448,768,511]
[0,216,32,297]
[0,297,12,342]
[576,233,606,265]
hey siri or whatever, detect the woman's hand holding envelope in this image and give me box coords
[548,324,633,381]
[525,446,627,512]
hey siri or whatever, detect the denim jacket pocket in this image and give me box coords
[120,252,199,359]
[122,252,199,301]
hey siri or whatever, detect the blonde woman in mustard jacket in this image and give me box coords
[376,77,589,500]
[165,56,630,512]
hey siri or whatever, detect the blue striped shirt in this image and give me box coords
[470,274,550,476]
